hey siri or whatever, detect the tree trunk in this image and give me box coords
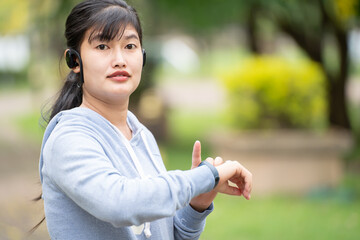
[263,0,352,130]
[278,21,351,130]
[246,3,261,54]
[327,74,351,129]
[327,29,351,130]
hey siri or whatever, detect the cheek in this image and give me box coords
[82,56,107,79]
[130,54,144,74]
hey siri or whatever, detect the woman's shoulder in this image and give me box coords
[46,107,112,138]
[60,107,107,121]
[54,107,108,127]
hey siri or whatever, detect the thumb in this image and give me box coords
[191,140,202,169]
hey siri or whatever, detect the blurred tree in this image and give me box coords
[252,0,359,130]
[0,0,29,34]
[153,0,359,132]
[29,0,80,57]
[223,56,327,130]
[149,0,246,40]
[23,0,80,99]
[0,0,30,87]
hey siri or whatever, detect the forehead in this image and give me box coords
[85,24,139,43]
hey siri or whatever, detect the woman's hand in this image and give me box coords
[189,141,222,212]
[214,160,252,200]
[189,141,253,212]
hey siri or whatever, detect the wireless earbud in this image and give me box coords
[65,48,84,84]
[65,49,81,68]
[142,49,146,67]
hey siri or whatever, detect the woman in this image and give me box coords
[39,0,252,239]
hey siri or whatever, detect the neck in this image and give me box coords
[80,96,132,140]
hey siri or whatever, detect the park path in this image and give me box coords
[0,89,49,239]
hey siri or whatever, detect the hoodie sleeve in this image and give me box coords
[42,125,215,228]
[173,203,213,240]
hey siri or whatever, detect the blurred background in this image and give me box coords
[1,0,360,239]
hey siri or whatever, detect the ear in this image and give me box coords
[72,65,81,73]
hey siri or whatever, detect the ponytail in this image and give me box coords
[47,71,83,123]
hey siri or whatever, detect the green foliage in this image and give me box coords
[221,55,327,130]
[334,0,359,24]
[142,0,247,34]
[0,0,29,34]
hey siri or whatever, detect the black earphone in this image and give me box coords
[65,49,81,68]
[65,49,84,84]
[142,49,146,67]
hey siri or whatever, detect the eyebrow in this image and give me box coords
[88,33,103,43]
[124,34,139,41]
[88,32,139,43]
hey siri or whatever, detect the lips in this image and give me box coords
[107,71,131,82]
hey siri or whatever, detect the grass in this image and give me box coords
[201,194,360,240]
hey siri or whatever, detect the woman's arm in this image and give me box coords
[43,128,216,228]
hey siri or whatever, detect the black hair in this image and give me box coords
[47,0,143,122]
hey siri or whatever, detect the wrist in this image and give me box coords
[198,161,220,189]
[190,197,214,213]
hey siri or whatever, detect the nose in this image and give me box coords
[112,48,126,68]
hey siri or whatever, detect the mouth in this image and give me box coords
[107,71,131,81]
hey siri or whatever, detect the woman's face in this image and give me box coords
[76,24,143,106]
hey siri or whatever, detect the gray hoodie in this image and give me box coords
[39,107,215,239]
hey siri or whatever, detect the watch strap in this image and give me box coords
[198,161,220,189]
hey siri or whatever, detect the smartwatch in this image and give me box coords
[198,161,220,188]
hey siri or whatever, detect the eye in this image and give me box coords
[125,44,137,49]
[96,44,109,50]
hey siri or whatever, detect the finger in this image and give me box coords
[205,157,214,165]
[217,183,242,196]
[191,140,202,169]
[226,161,252,200]
[214,157,224,166]
[236,163,252,200]
[231,178,250,200]
[243,181,252,200]
[229,178,244,191]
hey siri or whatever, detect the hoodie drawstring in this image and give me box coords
[111,125,164,238]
